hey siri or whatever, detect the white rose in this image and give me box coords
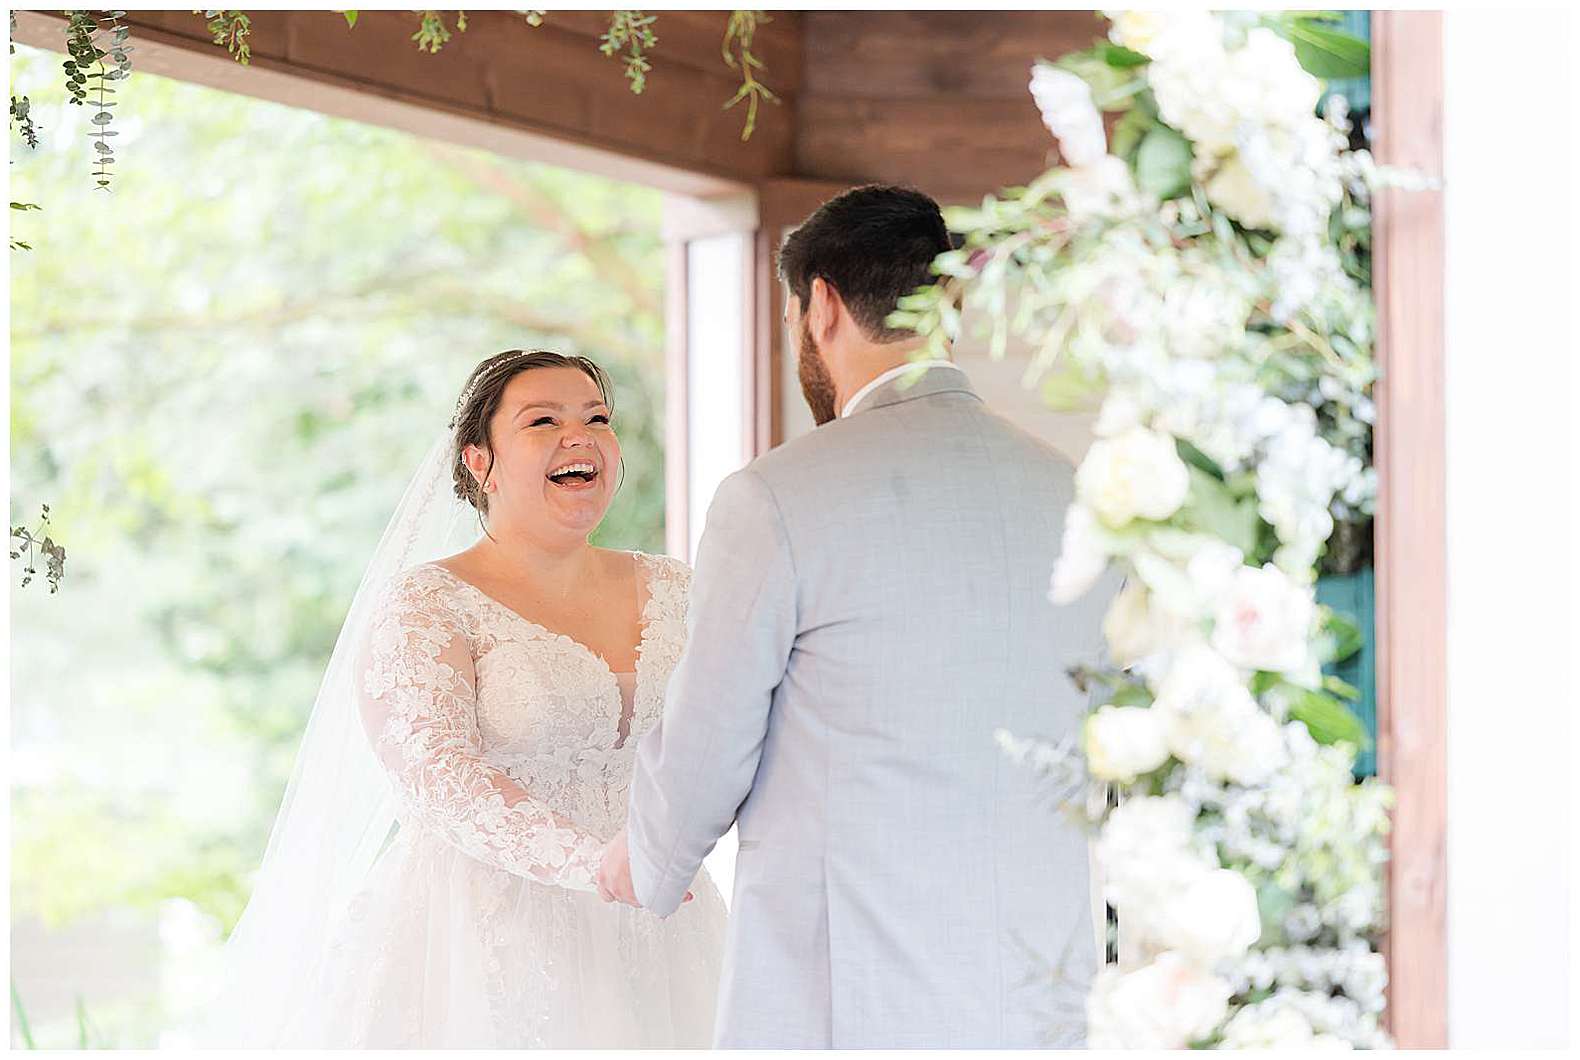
[1076,426,1191,528]
[1105,10,1170,55]
[1130,535,1244,622]
[1062,154,1142,220]
[1111,10,1223,68]
[1095,794,1203,906]
[1233,28,1324,129]
[1155,867,1263,963]
[1093,390,1145,437]
[1197,153,1278,230]
[1029,64,1108,168]
[1185,540,1246,602]
[1221,706,1289,786]
[1084,705,1170,782]
[1103,578,1155,665]
[1088,953,1232,1048]
[1159,687,1287,787]
[1150,639,1242,701]
[1151,643,1288,785]
[1098,793,1195,855]
[1049,503,1109,604]
[1102,577,1200,680]
[1211,562,1316,674]
[1096,794,1236,951]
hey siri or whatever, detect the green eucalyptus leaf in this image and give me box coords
[1051,49,1142,111]
[1316,606,1364,664]
[1110,106,1153,162]
[1289,11,1345,25]
[1101,42,1151,68]
[1323,674,1362,701]
[1287,687,1371,748]
[1175,437,1227,480]
[1256,880,1297,945]
[1134,124,1193,200]
[1177,465,1261,556]
[1288,23,1371,79]
[1106,682,1154,708]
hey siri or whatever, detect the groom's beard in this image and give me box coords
[797,318,838,426]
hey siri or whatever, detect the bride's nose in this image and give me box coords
[559,424,594,448]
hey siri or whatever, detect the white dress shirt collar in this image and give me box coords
[839,360,963,419]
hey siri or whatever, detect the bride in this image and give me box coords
[200,350,726,1047]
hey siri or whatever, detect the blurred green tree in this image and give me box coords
[9,41,667,1044]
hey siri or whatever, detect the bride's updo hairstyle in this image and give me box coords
[448,349,614,518]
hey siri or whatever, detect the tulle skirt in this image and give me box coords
[284,827,727,1048]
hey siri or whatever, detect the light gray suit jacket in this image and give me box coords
[627,365,1112,1048]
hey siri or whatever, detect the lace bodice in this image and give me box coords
[357,552,692,894]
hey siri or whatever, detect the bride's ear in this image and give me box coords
[463,443,493,489]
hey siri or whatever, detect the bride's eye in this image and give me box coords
[589,414,611,426]
[528,416,555,427]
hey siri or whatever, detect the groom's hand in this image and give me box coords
[596,828,641,907]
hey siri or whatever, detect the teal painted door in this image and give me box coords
[1316,567,1377,778]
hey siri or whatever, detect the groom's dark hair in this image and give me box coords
[777,184,953,343]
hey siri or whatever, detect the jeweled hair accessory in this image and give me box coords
[450,350,533,429]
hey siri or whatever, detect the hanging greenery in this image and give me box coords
[10,91,39,148]
[60,10,128,189]
[599,10,658,95]
[11,505,68,594]
[89,10,131,190]
[9,13,44,253]
[10,13,41,149]
[60,11,100,105]
[411,9,465,54]
[722,9,779,142]
[201,10,252,66]
[280,9,776,134]
[10,201,41,250]
[11,9,781,191]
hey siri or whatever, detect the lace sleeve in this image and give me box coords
[357,570,605,892]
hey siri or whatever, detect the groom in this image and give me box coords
[598,185,1111,1048]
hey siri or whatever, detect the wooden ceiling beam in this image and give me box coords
[11,9,796,196]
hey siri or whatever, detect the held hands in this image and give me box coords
[596,827,692,911]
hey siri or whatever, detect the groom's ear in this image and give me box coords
[808,276,844,344]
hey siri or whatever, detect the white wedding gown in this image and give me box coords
[281,551,726,1048]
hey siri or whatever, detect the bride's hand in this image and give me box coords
[595,828,695,910]
[596,829,637,906]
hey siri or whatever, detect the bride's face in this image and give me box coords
[468,366,621,540]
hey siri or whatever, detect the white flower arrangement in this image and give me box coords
[894,9,1401,1049]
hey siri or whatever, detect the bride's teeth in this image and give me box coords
[549,462,597,481]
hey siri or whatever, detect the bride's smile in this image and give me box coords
[463,365,623,539]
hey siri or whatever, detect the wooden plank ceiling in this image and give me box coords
[14,9,1106,204]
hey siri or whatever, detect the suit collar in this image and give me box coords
[842,361,977,419]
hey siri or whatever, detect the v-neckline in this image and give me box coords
[426,552,661,687]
